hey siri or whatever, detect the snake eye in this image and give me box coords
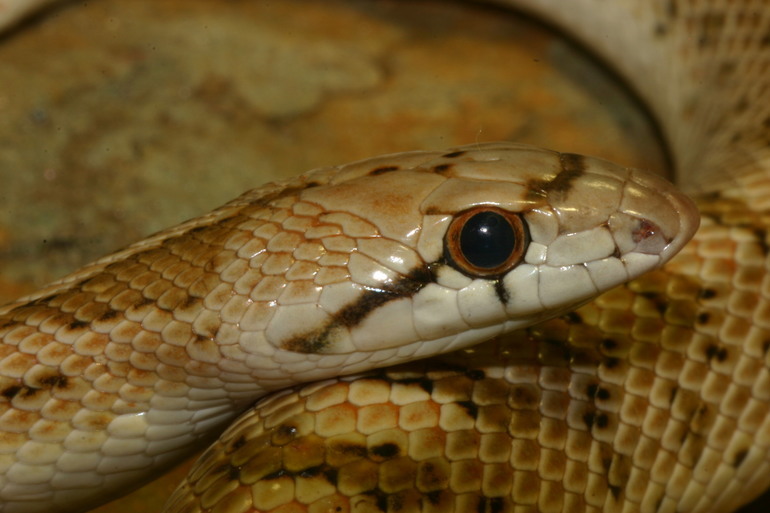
[444,207,529,278]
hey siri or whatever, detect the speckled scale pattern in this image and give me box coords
[0,141,696,512]
[165,173,770,513]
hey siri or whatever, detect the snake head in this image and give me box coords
[246,142,698,385]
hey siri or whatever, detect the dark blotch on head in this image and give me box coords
[336,267,431,327]
[525,152,586,199]
[493,279,509,304]
[283,265,434,353]
[550,153,586,193]
[699,288,717,300]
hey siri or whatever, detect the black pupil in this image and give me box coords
[459,211,516,270]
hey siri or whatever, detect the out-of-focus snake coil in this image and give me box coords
[0,1,768,513]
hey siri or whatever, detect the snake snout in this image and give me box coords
[623,168,700,263]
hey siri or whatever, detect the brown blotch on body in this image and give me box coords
[369,442,399,460]
[271,424,297,446]
[733,448,749,467]
[584,411,610,430]
[1,385,22,400]
[705,344,728,362]
[230,435,247,452]
[66,320,90,331]
[0,320,21,331]
[442,150,466,158]
[392,376,434,395]
[457,400,478,419]
[39,374,68,389]
[465,369,485,381]
[564,311,582,324]
[97,309,120,322]
[587,384,611,401]
[328,440,367,462]
[369,166,399,176]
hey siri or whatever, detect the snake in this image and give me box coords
[0,1,768,513]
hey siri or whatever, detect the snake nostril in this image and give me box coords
[632,219,659,242]
[632,219,668,254]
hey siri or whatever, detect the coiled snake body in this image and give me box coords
[0,1,768,513]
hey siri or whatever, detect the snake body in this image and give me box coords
[164,1,770,512]
[0,0,767,512]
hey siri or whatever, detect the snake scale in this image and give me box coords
[0,0,769,513]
